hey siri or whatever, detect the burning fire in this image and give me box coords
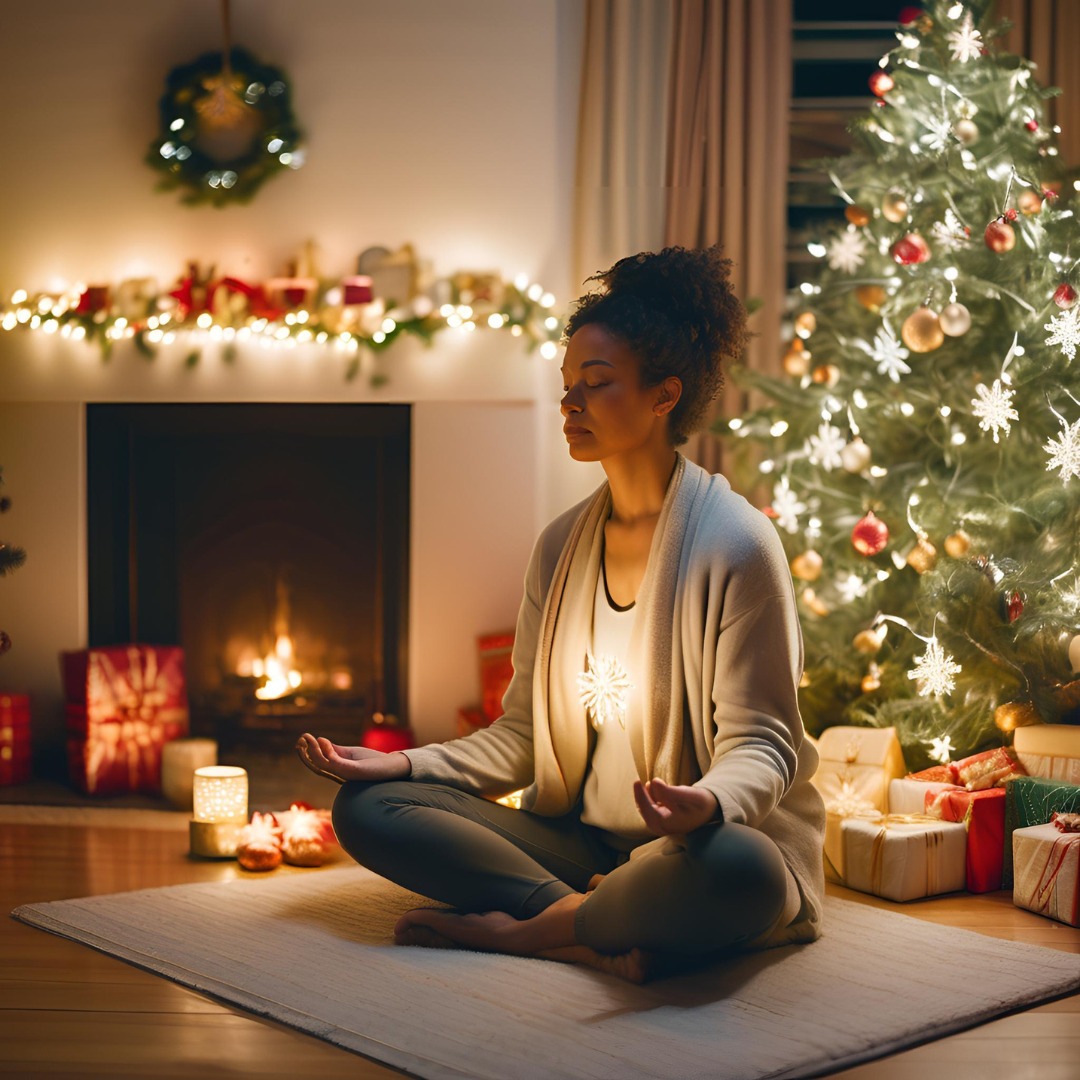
[252,634,302,700]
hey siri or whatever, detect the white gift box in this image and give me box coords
[888,777,962,815]
[812,726,907,814]
[842,816,967,902]
[1013,724,1080,786]
[1011,822,1080,927]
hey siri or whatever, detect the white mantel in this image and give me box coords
[0,0,597,756]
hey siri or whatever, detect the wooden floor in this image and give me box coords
[2,816,1078,1079]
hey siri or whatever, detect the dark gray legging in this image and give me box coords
[331,780,791,957]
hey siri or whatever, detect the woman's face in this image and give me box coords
[560,323,679,463]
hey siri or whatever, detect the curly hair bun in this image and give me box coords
[564,246,749,445]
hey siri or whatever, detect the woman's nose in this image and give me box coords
[560,388,582,415]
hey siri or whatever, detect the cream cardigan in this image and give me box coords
[404,455,826,945]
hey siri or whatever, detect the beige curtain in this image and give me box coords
[663,0,792,473]
[571,0,674,292]
[997,0,1080,171]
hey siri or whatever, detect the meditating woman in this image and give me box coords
[298,246,826,981]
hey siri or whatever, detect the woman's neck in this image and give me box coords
[602,446,678,525]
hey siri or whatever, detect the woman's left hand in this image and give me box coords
[633,778,720,836]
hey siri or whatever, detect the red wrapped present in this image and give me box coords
[478,631,515,725]
[61,645,189,795]
[926,786,1006,893]
[456,705,491,739]
[952,746,1026,791]
[0,693,31,785]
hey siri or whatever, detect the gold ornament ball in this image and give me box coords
[943,529,971,558]
[881,190,909,223]
[994,701,1040,733]
[794,311,817,338]
[906,536,937,574]
[901,306,944,353]
[861,663,882,693]
[845,205,871,228]
[984,219,1016,254]
[840,436,872,473]
[855,284,887,312]
[939,302,971,337]
[790,549,823,582]
[802,588,830,617]
[811,363,840,388]
[853,625,886,655]
[783,345,811,377]
[1017,189,1043,215]
[953,118,979,145]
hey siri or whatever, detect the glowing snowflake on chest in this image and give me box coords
[947,13,983,63]
[971,379,1019,442]
[908,638,962,698]
[827,229,867,274]
[771,476,807,534]
[1045,307,1080,361]
[805,422,846,471]
[1045,416,1080,484]
[577,652,633,730]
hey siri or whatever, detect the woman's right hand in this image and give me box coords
[297,732,412,783]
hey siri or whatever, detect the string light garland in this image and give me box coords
[0,263,565,382]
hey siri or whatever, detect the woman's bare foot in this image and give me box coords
[393,895,651,983]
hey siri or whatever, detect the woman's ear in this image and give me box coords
[654,376,682,417]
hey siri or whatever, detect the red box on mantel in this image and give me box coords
[61,645,189,795]
[0,693,31,785]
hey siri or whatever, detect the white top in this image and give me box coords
[579,562,651,841]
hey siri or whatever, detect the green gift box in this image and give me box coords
[1003,776,1080,887]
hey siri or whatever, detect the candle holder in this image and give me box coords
[189,765,248,858]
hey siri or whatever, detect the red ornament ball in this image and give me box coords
[890,233,930,265]
[1025,119,1039,132]
[1005,589,1026,623]
[984,219,1016,254]
[1053,283,1078,309]
[897,6,923,24]
[869,71,894,97]
[852,511,890,557]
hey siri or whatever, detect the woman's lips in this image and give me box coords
[563,425,590,438]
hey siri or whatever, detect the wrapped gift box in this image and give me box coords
[841,815,967,902]
[888,776,961,816]
[951,746,1025,791]
[61,645,189,795]
[925,787,1006,893]
[0,693,31,786]
[1013,724,1080,786]
[812,726,907,815]
[1004,776,1080,886]
[1012,822,1080,927]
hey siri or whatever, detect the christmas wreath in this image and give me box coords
[146,47,304,207]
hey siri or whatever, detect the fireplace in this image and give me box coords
[86,404,410,751]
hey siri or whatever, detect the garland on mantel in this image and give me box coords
[1,253,565,383]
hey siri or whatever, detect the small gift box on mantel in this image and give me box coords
[62,645,189,795]
[811,725,907,814]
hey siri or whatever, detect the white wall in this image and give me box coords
[0,0,599,755]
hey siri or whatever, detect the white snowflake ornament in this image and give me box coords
[865,324,911,383]
[927,734,954,765]
[1044,307,1080,361]
[836,572,869,604]
[947,13,983,63]
[771,476,807,534]
[827,229,867,274]
[930,209,969,251]
[1045,417,1080,484]
[805,422,846,471]
[908,638,962,697]
[971,379,1019,442]
[577,652,633,729]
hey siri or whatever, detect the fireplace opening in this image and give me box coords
[87,404,410,752]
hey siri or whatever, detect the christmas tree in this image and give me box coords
[718,0,1080,769]
[0,466,26,658]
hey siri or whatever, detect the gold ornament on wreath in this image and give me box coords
[146,1,304,206]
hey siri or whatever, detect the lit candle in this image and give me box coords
[189,765,248,858]
[161,737,218,810]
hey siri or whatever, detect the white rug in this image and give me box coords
[12,867,1080,1080]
